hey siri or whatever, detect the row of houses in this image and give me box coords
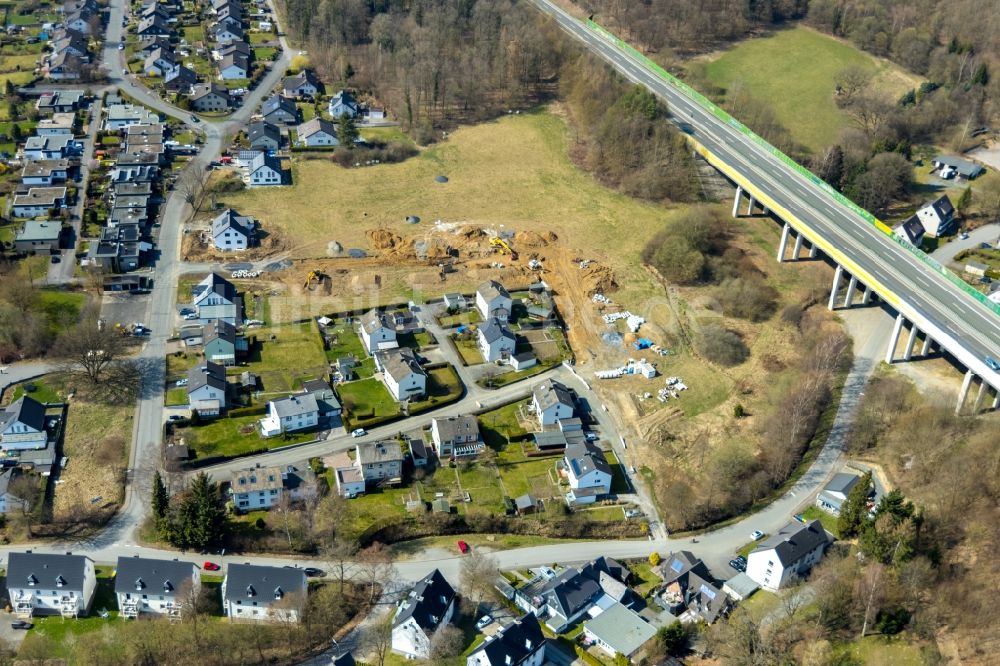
[5,551,308,623]
[41,0,102,80]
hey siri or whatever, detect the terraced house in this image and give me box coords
[6,552,97,618]
[114,556,200,619]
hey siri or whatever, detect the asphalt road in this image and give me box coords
[530,0,1000,389]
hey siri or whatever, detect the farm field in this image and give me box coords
[699,26,919,153]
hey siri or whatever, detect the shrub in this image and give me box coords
[649,551,661,566]
[715,277,779,321]
[698,326,749,366]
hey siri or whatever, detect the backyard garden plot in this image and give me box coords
[176,413,315,459]
[238,321,328,394]
[321,318,375,378]
[336,377,401,428]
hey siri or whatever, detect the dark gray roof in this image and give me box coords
[477,279,510,302]
[925,194,954,221]
[470,614,544,666]
[297,117,335,139]
[261,94,297,119]
[7,552,91,592]
[533,379,574,411]
[190,82,231,102]
[824,473,861,496]
[0,396,47,433]
[479,317,514,344]
[933,155,984,178]
[543,567,601,619]
[361,309,393,335]
[114,556,197,596]
[376,347,425,385]
[393,568,455,631]
[247,121,279,147]
[223,563,306,604]
[203,319,237,346]
[187,362,227,393]
[194,272,236,303]
[895,215,924,244]
[432,415,479,443]
[212,208,253,240]
[752,519,829,567]
[515,494,536,509]
[565,441,611,479]
[301,378,330,394]
[248,152,283,176]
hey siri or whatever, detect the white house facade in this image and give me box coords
[115,556,200,619]
[7,552,97,618]
[746,520,830,592]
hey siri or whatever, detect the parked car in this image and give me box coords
[190,114,200,122]
[457,540,470,554]
[10,620,32,630]
[303,567,324,577]
[175,379,189,387]
[585,432,599,442]
[203,561,221,571]
[729,558,745,572]
[476,615,492,630]
[50,254,60,263]
[351,428,366,438]
[167,414,186,422]
[183,313,199,320]
[959,232,970,240]
[118,43,124,50]
[750,530,765,540]
[986,356,1000,372]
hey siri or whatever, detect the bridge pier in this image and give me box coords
[885,313,905,363]
[993,390,1000,410]
[844,275,858,307]
[920,335,932,356]
[792,233,804,260]
[828,265,844,310]
[809,243,818,259]
[903,326,918,360]
[746,195,756,216]
[777,223,791,262]
[762,205,769,215]
[956,370,974,414]
[732,186,743,217]
[861,286,873,305]
[973,380,987,413]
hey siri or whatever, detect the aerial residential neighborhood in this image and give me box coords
[0,0,996,662]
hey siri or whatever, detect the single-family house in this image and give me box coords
[46,51,83,80]
[301,378,341,418]
[247,120,281,151]
[247,152,285,186]
[219,40,252,59]
[283,70,319,98]
[514,556,631,633]
[746,519,830,591]
[261,94,298,125]
[583,603,656,662]
[356,440,403,484]
[722,573,759,602]
[11,187,66,218]
[64,4,97,34]
[14,220,61,254]
[143,47,177,77]
[931,155,984,180]
[259,393,319,438]
[914,195,956,238]
[893,214,925,246]
[35,90,84,114]
[21,159,70,185]
[136,14,171,37]
[563,441,612,502]
[88,223,142,273]
[375,347,427,402]
[222,564,307,623]
[35,113,76,136]
[210,22,244,44]
[212,208,255,250]
[6,552,97,618]
[189,83,232,112]
[23,135,79,160]
[138,36,171,56]
[296,117,338,147]
[654,551,730,624]
[186,362,228,416]
[443,293,467,310]
[532,379,574,427]
[104,104,160,130]
[115,556,200,619]
[328,89,358,118]
[392,569,457,659]
[477,317,515,363]
[219,52,249,80]
[0,396,48,451]
[476,280,513,322]
[192,272,241,325]
[359,309,397,354]
[231,465,285,510]
[326,452,365,498]
[430,415,482,458]
[50,29,89,59]
[164,65,198,92]
[466,613,545,666]
[815,472,865,516]
[202,319,245,366]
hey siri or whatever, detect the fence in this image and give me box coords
[585,19,1000,318]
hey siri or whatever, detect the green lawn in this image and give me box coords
[701,26,917,153]
[800,506,840,538]
[410,365,464,413]
[479,400,530,448]
[178,413,315,459]
[359,125,411,145]
[336,377,400,428]
[254,46,277,61]
[239,321,328,393]
[452,335,484,365]
[496,454,559,500]
[605,450,632,494]
[248,31,272,44]
[35,289,87,336]
[322,320,376,378]
[832,635,929,666]
[182,25,204,43]
[10,378,63,404]
[166,351,202,382]
[438,309,481,328]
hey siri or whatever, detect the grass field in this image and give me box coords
[700,26,918,153]
[800,505,840,538]
[336,377,400,427]
[179,413,315,459]
[239,321,328,393]
[223,109,668,306]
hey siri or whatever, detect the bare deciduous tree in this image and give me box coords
[356,543,395,603]
[459,548,499,610]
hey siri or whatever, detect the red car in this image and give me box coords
[457,540,470,555]
[203,561,221,571]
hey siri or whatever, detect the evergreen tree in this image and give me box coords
[956,186,972,213]
[174,473,229,550]
[151,471,169,521]
[657,621,689,656]
[3,79,13,98]
[336,112,359,147]
[837,471,872,537]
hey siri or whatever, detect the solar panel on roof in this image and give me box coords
[670,559,683,573]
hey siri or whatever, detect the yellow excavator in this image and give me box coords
[489,237,518,261]
[303,270,327,290]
